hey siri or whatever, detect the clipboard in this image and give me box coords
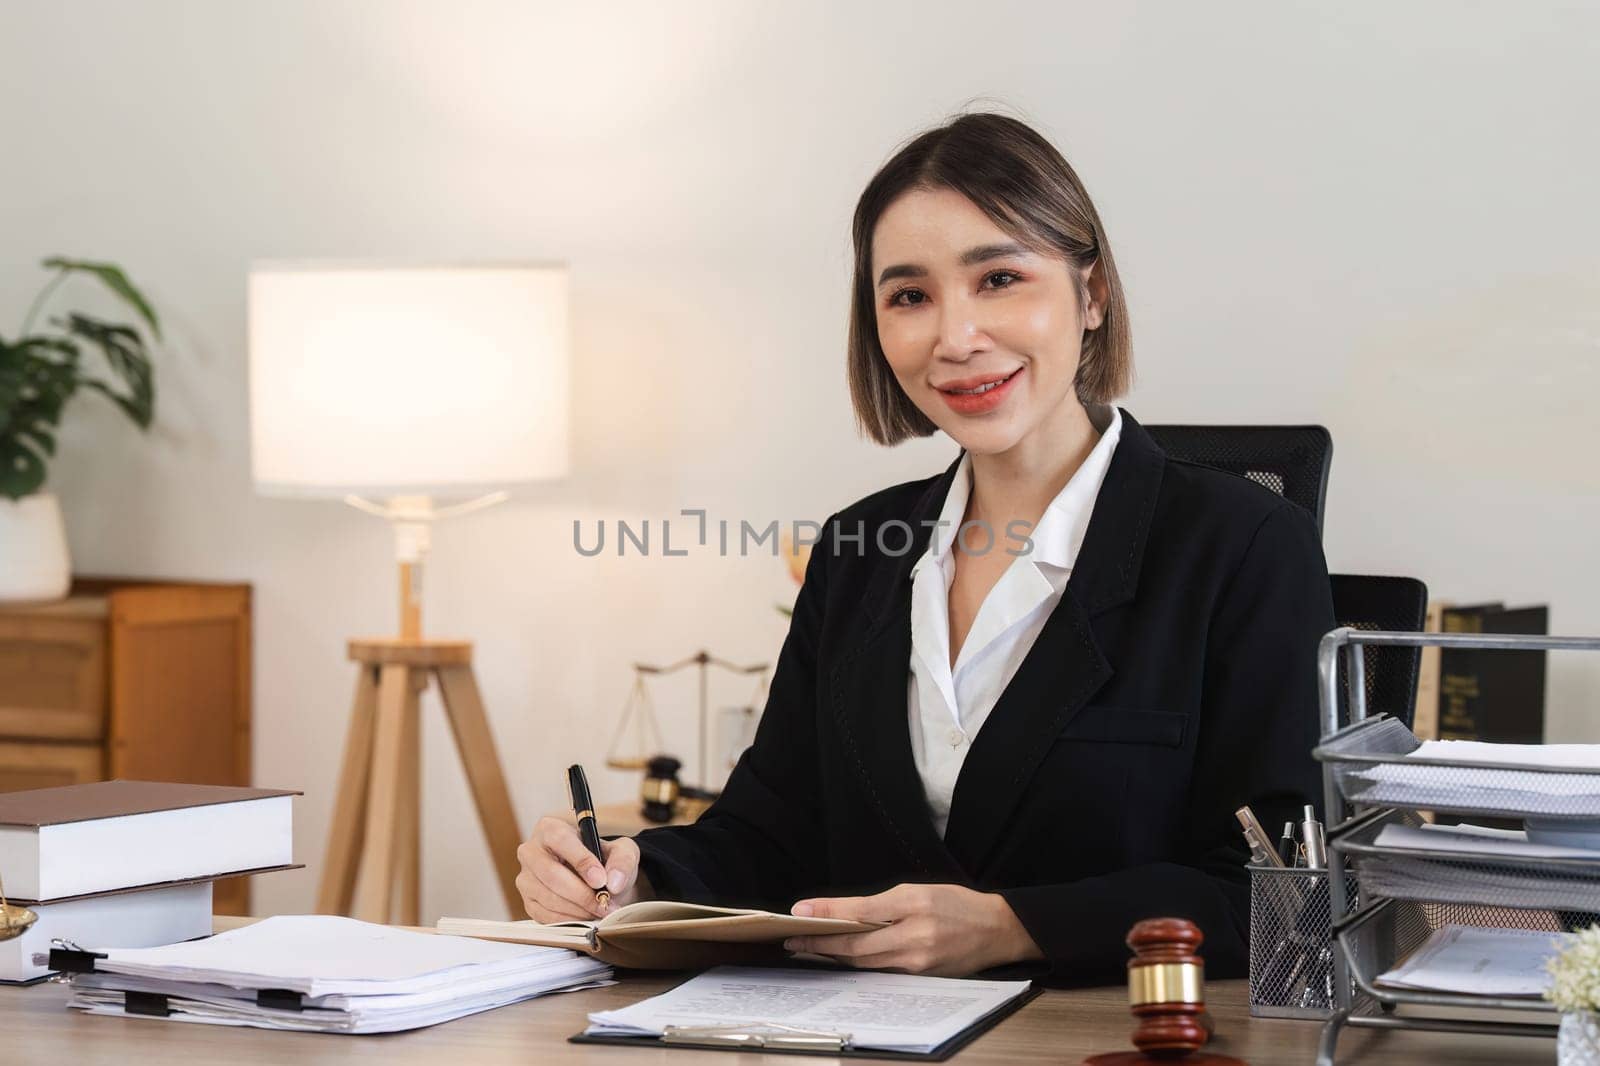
[568,983,1041,1061]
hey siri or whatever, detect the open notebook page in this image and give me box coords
[438,900,877,944]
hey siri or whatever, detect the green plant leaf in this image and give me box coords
[40,257,162,340]
[0,338,78,500]
[0,437,48,499]
[60,314,154,428]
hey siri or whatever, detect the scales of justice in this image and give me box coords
[606,649,770,821]
[0,871,37,944]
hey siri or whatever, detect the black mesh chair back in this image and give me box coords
[1144,424,1333,535]
[1330,574,1429,729]
[1144,422,1424,727]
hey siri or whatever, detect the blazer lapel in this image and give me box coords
[829,454,968,883]
[941,410,1167,876]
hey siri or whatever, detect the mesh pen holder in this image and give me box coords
[1248,865,1358,1019]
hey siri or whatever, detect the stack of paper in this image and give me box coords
[1374,821,1600,861]
[1356,858,1600,911]
[1377,925,1570,997]
[1349,741,1600,816]
[585,965,1032,1054]
[61,915,611,1033]
[1355,821,1600,909]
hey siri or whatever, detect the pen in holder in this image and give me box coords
[1247,864,1356,1019]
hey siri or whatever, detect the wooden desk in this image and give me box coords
[0,957,1555,1064]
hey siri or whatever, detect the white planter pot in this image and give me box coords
[0,493,71,602]
[1561,1010,1600,1066]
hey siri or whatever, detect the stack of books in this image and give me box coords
[0,780,297,983]
[58,915,612,1033]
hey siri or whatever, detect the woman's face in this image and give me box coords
[871,186,1103,457]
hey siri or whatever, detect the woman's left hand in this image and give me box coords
[783,883,1043,976]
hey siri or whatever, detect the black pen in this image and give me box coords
[566,764,610,911]
[1278,821,1297,866]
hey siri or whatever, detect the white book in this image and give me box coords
[2,881,213,983]
[0,780,296,901]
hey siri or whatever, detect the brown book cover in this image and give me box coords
[0,780,300,828]
[438,902,881,969]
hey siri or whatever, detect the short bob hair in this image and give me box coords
[847,112,1133,446]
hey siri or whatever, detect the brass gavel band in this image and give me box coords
[1128,961,1204,1006]
[641,777,680,804]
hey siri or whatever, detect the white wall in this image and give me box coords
[2,0,1596,920]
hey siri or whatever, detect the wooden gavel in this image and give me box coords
[1085,918,1246,1066]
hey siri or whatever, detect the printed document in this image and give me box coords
[1377,924,1570,997]
[586,965,1031,1053]
[1374,822,1600,860]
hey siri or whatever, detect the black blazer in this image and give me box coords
[635,410,1334,984]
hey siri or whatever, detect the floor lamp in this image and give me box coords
[248,262,569,924]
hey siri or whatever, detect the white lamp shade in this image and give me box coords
[248,263,570,498]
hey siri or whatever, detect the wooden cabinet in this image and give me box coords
[0,577,253,913]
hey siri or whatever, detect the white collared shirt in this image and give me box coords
[907,405,1123,837]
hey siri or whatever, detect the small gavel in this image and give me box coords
[1085,917,1245,1066]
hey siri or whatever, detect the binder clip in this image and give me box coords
[46,938,107,975]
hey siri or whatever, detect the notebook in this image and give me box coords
[438,901,881,968]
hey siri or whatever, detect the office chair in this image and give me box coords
[1329,574,1429,728]
[1143,424,1332,536]
[1146,423,1427,726]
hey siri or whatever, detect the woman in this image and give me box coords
[517,112,1333,984]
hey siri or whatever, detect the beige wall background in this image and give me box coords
[2,1,1597,920]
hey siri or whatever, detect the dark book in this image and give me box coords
[1437,604,1549,744]
[1430,604,1548,830]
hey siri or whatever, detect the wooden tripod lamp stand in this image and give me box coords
[248,262,571,923]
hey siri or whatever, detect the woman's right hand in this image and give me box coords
[516,816,648,921]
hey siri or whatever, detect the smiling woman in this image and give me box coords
[847,116,1130,450]
[517,111,1335,985]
